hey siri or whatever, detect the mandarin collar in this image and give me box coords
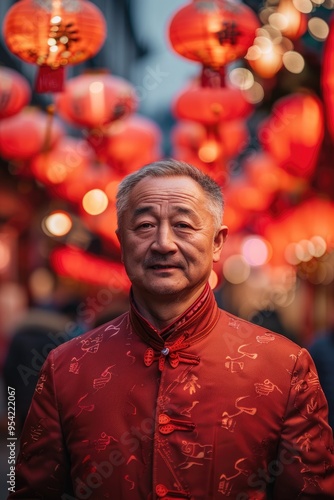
[129,283,220,354]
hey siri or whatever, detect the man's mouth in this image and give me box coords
[150,264,177,269]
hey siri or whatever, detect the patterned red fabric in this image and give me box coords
[10,285,334,499]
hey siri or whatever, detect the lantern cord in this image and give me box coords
[42,104,56,153]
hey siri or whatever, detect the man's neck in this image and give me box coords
[132,287,205,331]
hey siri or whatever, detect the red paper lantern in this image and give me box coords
[55,72,138,128]
[172,146,229,186]
[258,92,324,179]
[173,82,253,124]
[87,114,162,173]
[171,119,248,161]
[3,0,106,93]
[0,67,31,119]
[0,107,64,160]
[168,0,260,68]
[224,176,274,213]
[30,136,112,203]
[262,198,334,266]
[243,152,306,195]
[30,136,94,187]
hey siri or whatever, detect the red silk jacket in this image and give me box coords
[10,285,334,499]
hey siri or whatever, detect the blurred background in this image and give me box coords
[0,0,334,492]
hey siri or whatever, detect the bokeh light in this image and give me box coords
[82,189,109,215]
[308,17,330,41]
[282,51,305,73]
[43,211,73,237]
[241,236,272,266]
[223,255,251,284]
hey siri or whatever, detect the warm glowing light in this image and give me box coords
[256,25,283,44]
[242,236,271,266]
[254,35,274,54]
[228,68,254,90]
[282,51,305,73]
[198,140,220,163]
[246,45,262,61]
[295,239,314,262]
[269,13,289,31]
[285,243,301,265]
[271,0,308,39]
[310,236,327,257]
[89,81,104,93]
[51,16,61,24]
[243,82,265,104]
[82,189,109,215]
[43,211,73,237]
[285,237,327,265]
[50,46,59,53]
[308,17,330,41]
[293,0,313,13]
[87,81,106,124]
[259,7,275,25]
[223,255,251,284]
[247,37,284,78]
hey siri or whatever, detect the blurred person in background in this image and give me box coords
[2,305,81,432]
[9,160,334,499]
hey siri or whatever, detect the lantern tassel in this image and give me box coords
[35,65,65,93]
[201,66,226,88]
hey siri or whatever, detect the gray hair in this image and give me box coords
[116,158,224,230]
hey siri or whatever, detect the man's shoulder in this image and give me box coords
[217,308,302,354]
[50,311,130,360]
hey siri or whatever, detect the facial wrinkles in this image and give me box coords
[127,189,210,271]
[120,177,222,311]
[128,186,207,230]
[131,200,187,270]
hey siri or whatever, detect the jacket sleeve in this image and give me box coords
[273,347,334,499]
[9,350,73,499]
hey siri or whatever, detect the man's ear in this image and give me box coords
[115,229,124,263]
[213,225,228,263]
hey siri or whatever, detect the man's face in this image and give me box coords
[117,175,227,303]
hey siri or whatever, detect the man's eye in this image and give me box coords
[137,222,154,229]
[175,222,191,229]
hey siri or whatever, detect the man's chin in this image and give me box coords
[136,277,186,297]
[146,283,184,296]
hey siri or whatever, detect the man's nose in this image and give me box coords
[150,223,177,253]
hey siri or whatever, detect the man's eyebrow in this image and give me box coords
[132,205,200,219]
[173,206,200,219]
[132,206,155,218]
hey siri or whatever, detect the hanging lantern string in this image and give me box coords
[42,104,56,153]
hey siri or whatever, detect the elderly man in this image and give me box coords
[10,160,334,499]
